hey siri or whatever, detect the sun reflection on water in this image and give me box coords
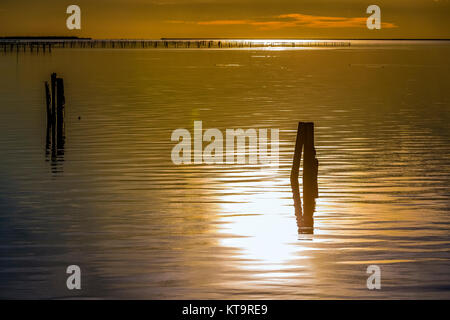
[213,169,316,280]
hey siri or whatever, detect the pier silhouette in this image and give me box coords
[1,38,351,53]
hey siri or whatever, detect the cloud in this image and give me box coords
[169,13,397,29]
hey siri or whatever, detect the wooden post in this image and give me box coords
[303,123,317,201]
[290,122,304,232]
[56,78,65,146]
[45,82,52,123]
[50,73,57,157]
[56,78,65,150]
[290,122,318,234]
[51,73,57,125]
[302,123,318,232]
[45,81,52,156]
[44,74,67,160]
[290,122,305,181]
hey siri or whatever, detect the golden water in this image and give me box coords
[0,42,449,298]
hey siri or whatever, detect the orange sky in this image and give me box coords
[1,0,449,39]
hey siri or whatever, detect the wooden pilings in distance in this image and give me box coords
[290,122,319,234]
[45,73,66,159]
[0,42,52,53]
[0,39,351,52]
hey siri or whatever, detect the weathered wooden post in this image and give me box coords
[56,78,65,151]
[45,81,52,155]
[45,73,67,161]
[290,122,305,232]
[302,123,319,201]
[290,122,304,181]
[50,73,57,157]
[302,123,318,232]
[290,122,319,234]
[51,73,57,124]
[45,82,52,123]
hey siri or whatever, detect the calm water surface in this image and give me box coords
[0,42,449,299]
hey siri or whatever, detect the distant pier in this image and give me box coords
[0,39,351,52]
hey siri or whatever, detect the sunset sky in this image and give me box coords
[1,0,449,39]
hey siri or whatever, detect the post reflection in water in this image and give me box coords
[291,175,316,234]
[45,119,65,173]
